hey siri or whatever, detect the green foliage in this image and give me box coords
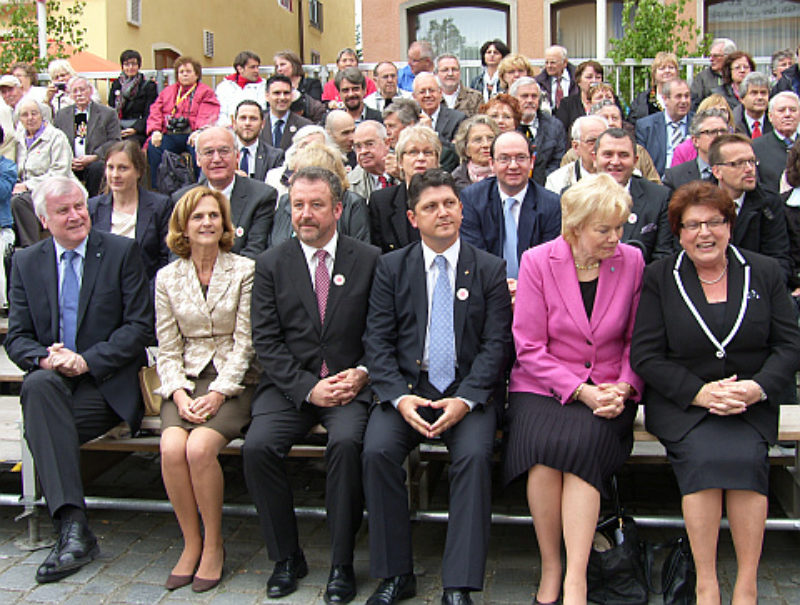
[608,0,711,103]
[424,18,466,57]
[0,0,87,72]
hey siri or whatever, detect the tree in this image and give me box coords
[608,0,711,102]
[0,0,87,72]
[425,18,466,57]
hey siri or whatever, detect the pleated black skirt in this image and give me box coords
[660,414,770,496]
[503,391,637,498]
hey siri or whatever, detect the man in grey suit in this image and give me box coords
[413,72,465,143]
[54,77,121,196]
[595,128,674,262]
[752,91,800,195]
[173,127,276,259]
[232,100,284,181]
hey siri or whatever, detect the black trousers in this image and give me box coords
[21,370,121,517]
[242,394,368,565]
[10,192,43,248]
[362,376,496,590]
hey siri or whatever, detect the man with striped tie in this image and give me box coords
[635,79,693,176]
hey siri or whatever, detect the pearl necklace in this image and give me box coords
[574,260,599,271]
[697,261,728,285]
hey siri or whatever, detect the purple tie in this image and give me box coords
[315,249,330,377]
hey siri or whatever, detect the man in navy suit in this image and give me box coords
[243,167,380,603]
[460,130,561,296]
[232,100,284,181]
[5,176,153,583]
[412,72,466,143]
[635,79,693,176]
[362,169,512,605]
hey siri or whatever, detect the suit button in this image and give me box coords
[407,383,413,390]
[416,359,421,365]
[586,339,592,346]
[585,361,591,368]
[389,244,395,249]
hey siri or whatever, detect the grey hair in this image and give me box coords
[739,72,770,98]
[661,79,688,98]
[571,115,608,142]
[546,45,568,61]
[13,97,48,122]
[409,40,434,59]
[711,38,737,55]
[769,91,800,113]
[194,126,236,153]
[285,124,331,167]
[289,166,343,206]
[33,176,87,220]
[355,120,387,140]
[689,108,731,136]
[772,50,794,74]
[434,53,460,71]
[67,75,89,92]
[383,99,420,125]
[509,76,539,97]
[589,99,619,115]
[412,71,439,93]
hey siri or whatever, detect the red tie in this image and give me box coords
[378,175,389,189]
[555,79,564,108]
[315,249,330,377]
[751,120,762,138]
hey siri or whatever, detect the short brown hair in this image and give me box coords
[668,181,736,237]
[167,187,234,258]
[173,56,202,81]
[479,94,521,128]
[707,132,751,167]
[721,51,755,85]
[103,140,147,191]
[575,60,604,82]
[274,50,303,77]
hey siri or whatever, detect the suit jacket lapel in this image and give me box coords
[623,179,644,241]
[205,252,233,314]
[590,248,623,330]
[288,239,322,332]
[229,176,245,228]
[322,237,355,334]
[550,239,592,340]
[722,248,746,336]
[39,240,59,339]
[134,189,154,248]
[517,185,537,257]
[733,191,759,245]
[85,103,97,151]
[453,244,475,357]
[408,245,428,357]
[77,232,102,331]
[390,185,410,245]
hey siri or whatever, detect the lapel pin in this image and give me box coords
[610,266,615,272]
[289,125,297,133]
[628,213,637,224]
[464,270,470,275]
[333,274,345,286]
[235,226,244,238]
[456,287,469,300]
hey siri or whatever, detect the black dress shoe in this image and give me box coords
[35,521,99,584]
[365,573,417,605]
[324,564,356,604]
[267,550,308,598]
[442,588,473,605]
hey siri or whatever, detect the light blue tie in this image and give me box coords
[60,250,79,352]
[428,255,455,393]
[503,197,519,279]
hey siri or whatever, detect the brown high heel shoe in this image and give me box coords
[192,547,225,593]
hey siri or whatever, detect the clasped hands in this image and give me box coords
[397,395,469,439]
[308,368,368,407]
[575,382,632,419]
[173,388,225,424]
[692,375,762,415]
[39,343,88,376]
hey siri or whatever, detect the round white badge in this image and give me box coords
[333,274,345,286]
[235,226,244,238]
[627,213,638,224]
[456,287,469,301]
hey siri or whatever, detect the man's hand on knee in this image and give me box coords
[397,395,433,438]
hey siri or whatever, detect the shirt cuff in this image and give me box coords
[457,397,475,411]
[391,394,409,409]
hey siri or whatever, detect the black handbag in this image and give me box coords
[587,477,649,605]
[644,535,696,605]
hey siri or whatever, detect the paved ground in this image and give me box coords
[0,452,798,604]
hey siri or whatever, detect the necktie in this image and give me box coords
[273,119,284,148]
[378,175,389,189]
[554,78,564,108]
[61,250,79,352]
[239,147,250,173]
[751,121,762,138]
[670,122,685,149]
[315,249,330,377]
[503,198,519,279]
[428,255,455,393]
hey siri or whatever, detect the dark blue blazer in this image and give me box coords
[459,176,561,264]
[89,186,172,283]
[635,111,694,176]
[5,230,153,432]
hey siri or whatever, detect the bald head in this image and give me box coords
[413,72,442,116]
[325,110,356,153]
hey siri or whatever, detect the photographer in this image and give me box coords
[146,56,220,190]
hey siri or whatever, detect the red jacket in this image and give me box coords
[146,82,220,135]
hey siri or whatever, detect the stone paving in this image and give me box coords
[0,456,798,603]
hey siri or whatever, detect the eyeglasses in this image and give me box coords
[494,154,530,166]
[199,147,234,159]
[438,67,459,74]
[680,217,729,231]
[697,128,730,137]
[715,158,758,169]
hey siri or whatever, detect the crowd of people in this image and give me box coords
[2,35,800,605]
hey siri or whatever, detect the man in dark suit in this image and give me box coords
[663,108,730,194]
[412,72,465,143]
[173,126,276,258]
[595,128,674,262]
[243,166,379,604]
[54,77,121,196]
[510,77,566,184]
[460,130,561,282]
[752,91,800,195]
[733,73,772,139]
[5,176,152,583]
[535,45,578,112]
[635,79,693,176]
[232,100,284,181]
[260,74,313,151]
[336,67,383,124]
[710,133,792,282]
[362,169,512,605]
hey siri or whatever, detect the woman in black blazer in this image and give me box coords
[88,141,172,286]
[555,60,604,134]
[108,49,158,147]
[631,181,800,604]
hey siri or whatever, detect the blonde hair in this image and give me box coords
[291,142,350,190]
[497,53,535,88]
[167,188,235,258]
[561,173,631,245]
[47,59,76,80]
[695,93,735,129]
[651,51,679,82]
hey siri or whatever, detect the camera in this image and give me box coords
[55,82,67,92]
[166,117,191,134]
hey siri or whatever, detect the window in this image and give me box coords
[310,0,323,31]
[706,0,800,57]
[203,30,215,58]
[127,0,141,27]
[551,0,624,59]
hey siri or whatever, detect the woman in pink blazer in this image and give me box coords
[504,173,645,605]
